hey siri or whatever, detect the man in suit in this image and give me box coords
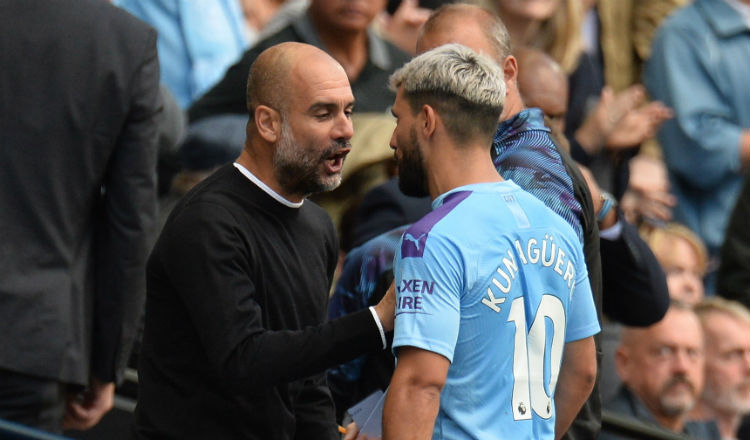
[0,0,161,433]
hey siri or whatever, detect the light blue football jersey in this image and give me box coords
[392,181,600,440]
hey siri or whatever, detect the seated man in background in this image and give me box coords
[604,302,720,440]
[691,298,750,440]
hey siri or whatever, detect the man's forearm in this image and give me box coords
[553,336,597,440]
[383,381,441,440]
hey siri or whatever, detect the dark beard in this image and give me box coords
[273,123,348,197]
[397,129,429,197]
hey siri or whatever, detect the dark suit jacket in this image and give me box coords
[0,0,161,386]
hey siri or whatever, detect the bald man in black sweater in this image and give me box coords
[134,43,395,440]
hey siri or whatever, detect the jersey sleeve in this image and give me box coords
[565,243,600,342]
[392,231,463,363]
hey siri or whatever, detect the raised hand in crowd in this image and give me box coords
[621,154,677,226]
[575,84,672,154]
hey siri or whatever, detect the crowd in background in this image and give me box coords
[1,0,748,439]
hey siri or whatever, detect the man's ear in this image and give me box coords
[254,105,281,143]
[613,346,631,384]
[420,104,438,139]
[503,55,519,95]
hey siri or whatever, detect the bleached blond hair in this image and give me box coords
[389,43,505,142]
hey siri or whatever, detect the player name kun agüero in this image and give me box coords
[397,233,577,314]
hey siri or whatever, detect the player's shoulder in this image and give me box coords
[399,190,475,258]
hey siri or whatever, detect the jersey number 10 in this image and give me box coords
[507,294,566,420]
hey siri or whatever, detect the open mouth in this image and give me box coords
[324,149,350,174]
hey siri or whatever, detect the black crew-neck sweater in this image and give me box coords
[135,164,383,439]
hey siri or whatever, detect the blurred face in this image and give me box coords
[274,56,354,198]
[518,66,568,133]
[390,88,429,197]
[701,312,750,415]
[418,25,499,63]
[495,0,563,21]
[617,308,705,423]
[657,237,705,305]
[309,0,387,33]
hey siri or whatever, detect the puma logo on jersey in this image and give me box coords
[403,232,426,251]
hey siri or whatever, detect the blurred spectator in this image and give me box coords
[691,298,750,440]
[238,0,286,35]
[189,0,409,121]
[718,172,750,309]
[643,223,708,305]
[253,0,310,41]
[570,0,672,197]
[375,0,454,55]
[487,0,672,198]
[116,0,254,108]
[644,0,750,265]
[515,46,569,136]
[486,0,584,73]
[154,85,187,196]
[619,153,676,227]
[631,0,689,65]
[603,303,721,440]
[515,46,669,326]
[0,0,160,433]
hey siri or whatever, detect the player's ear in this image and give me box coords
[421,104,437,139]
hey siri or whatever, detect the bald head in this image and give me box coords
[515,47,568,133]
[246,42,345,116]
[238,42,354,202]
[418,4,511,64]
[417,4,525,119]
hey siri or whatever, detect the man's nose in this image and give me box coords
[671,350,694,373]
[332,112,354,140]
